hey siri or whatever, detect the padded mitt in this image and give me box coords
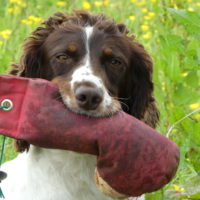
[0,75,180,198]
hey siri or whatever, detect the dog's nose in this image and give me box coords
[75,86,103,110]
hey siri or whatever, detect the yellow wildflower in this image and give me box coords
[7,6,20,13]
[197,3,200,7]
[194,114,200,120]
[28,16,36,20]
[7,7,15,13]
[10,0,19,3]
[136,1,146,6]
[4,30,12,35]
[17,1,26,7]
[181,72,188,77]
[94,1,103,7]
[161,81,166,91]
[10,0,26,7]
[0,29,12,40]
[143,12,155,21]
[150,0,157,2]
[28,16,43,23]
[189,103,200,110]
[161,17,165,22]
[162,86,166,91]
[131,0,137,2]
[142,8,148,13]
[188,7,194,12]
[56,1,66,6]
[34,17,43,23]
[173,185,185,192]
[141,25,149,31]
[103,0,109,5]
[187,0,193,2]
[83,1,91,10]
[161,82,165,86]
[129,16,135,21]
[21,16,43,26]
[173,4,178,9]
[0,41,3,46]
[21,19,33,25]
[144,15,151,20]
[148,12,155,17]
[142,32,151,40]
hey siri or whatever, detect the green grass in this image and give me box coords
[0,0,200,199]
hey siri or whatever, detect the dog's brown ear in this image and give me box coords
[10,28,47,152]
[120,42,159,128]
[9,28,50,152]
[9,13,67,152]
[19,28,48,78]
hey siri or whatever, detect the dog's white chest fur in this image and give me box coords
[1,146,144,200]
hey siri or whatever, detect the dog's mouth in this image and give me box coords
[52,78,121,117]
[61,92,121,118]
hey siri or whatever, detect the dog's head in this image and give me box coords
[12,10,158,124]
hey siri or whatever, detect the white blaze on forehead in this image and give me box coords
[71,26,102,87]
[85,26,93,51]
[83,26,93,68]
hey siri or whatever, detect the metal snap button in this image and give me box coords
[1,99,14,111]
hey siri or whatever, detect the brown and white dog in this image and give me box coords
[1,11,159,200]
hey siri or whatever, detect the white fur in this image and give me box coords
[1,146,144,200]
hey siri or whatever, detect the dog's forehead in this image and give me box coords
[45,28,84,46]
[43,24,131,58]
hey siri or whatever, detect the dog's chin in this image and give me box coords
[62,99,121,118]
[66,107,120,118]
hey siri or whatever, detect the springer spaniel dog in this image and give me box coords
[1,11,159,200]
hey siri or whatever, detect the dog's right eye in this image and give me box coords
[56,54,69,62]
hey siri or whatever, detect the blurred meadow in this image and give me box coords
[0,0,200,199]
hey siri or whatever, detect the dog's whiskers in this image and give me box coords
[112,96,131,101]
[54,95,63,101]
[111,97,130,111]
[119,101,130,111]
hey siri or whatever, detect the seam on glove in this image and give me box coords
[94,168,128,199]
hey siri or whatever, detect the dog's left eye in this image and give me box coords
[56,54,69,62]
[110,58,122,67]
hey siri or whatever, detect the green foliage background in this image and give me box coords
[0,0,200,199]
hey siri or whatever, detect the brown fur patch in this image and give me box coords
[103,48,112,56]
[67,44,77,53]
